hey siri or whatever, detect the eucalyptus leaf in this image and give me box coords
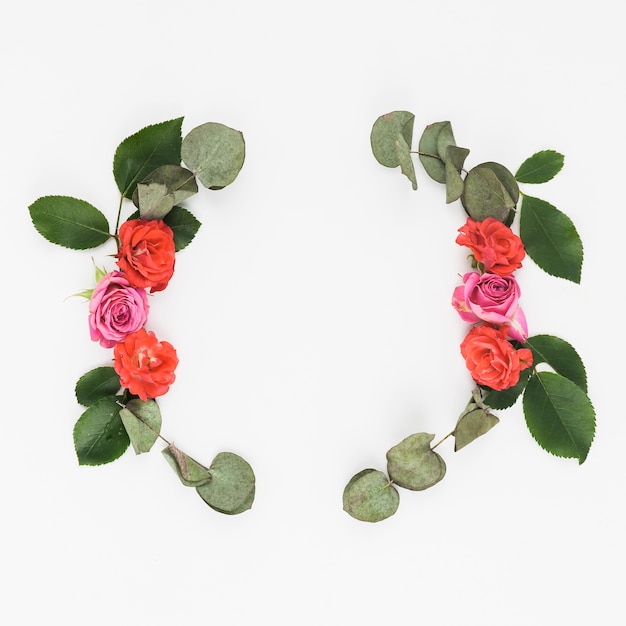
[162,444,212,487]
[519,195,583,283]
[418,121,449,183]
[454,408,499,451]
[73,396,130,466]
[29,196,111,250]
[525,335,587,392]
[181,122,245,190]
[479,161,519,205]
[461,165,515,222]
[75,367,121,407]
[523,372,595,464]
[113,117,184,199]
[396,136,418,190]
[386,433,446,491]
[119,399,162,454]
[196,452,255,514]
[515,150,564,184]
[436,121,456,163]
[343,469,399,523]
[137,165,198,220]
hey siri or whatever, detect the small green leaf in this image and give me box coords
[136,164,198,220]
[75,367,121,407]
[196,452,255,515]
[523,371,595,464]
[181,122,245,190]
[162,444,212,487]
[73,396,130,465]
[418,121,449,183]
[454,408,499,451]
[343,469,400,523]
[119,399,162,454]
[386,433,446,491]
[519,195,583,283]
[461,165,516,223]
[370,111,417,189]
[482,368,532,409]
[29,196,111,250]
[113,117,184,199]
[162,206,201,251]
[525,335,587,392]
[515,150,564,184]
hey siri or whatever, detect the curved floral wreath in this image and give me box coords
[342,112,596,522]
[29,118,255,515]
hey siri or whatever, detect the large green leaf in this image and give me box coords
[515,150,564,184]
[113,117,184,199]
[386,433,446,490]
[525,335,587,392]
[119,399,162,454]
[29,196,111,250]
[523,372,595,464]
[73,396,130,465]
[519,195,583,283]
[343,469,399,523]
[75,367,121,407]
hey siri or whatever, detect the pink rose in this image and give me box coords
[89,271,149,348]
[452,271,528,341]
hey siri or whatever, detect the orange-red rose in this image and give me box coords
[460,324,533,391]
[456,217,525,276]
[113,328,178,401]
[116,219,175,292]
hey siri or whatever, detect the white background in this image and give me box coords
[2,1,624,624]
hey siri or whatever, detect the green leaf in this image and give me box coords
[417,121,449,183]
[515,150,564,184]
[181,122,246,190]
[29,196,111,250]
[525,335,587,392]
[479,161,520,205]
[75,367,121,407]
[119,399,162,454]
[519,195,583,283]
[162,444,212,487]
[370,111,417,189]
[113,117,184,199]
[196,452,255,515]
[482,368,532,409]
[73,396,130,465]
[343,469,400,523]
[523,372,595,464]
[461,165,516,223]
[386,433,446,491]
[454,407,499,451]
[163,206,201,251]
[136,164,198,220]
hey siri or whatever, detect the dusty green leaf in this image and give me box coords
[162,444,212,487]
[75,367,121,407]
[461,165,515,222]
[515,150,564,184]
[396,136,418,190]
[454,408,499,451]
[196,452,255,514]
[181,122,245,190]
[418,121,449,183]
[343,469,399,523]
[119,399,162,454]
[137,164,198,220]
[386,433,446,491]
[479,161,519,205]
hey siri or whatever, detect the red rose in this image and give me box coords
[460,324,533,391]
[116,219,175,292]
[456,217,525,276]
[113,328,178,401]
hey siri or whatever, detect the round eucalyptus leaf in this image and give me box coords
[386,433,446,491]
[196,452,255,514]
[119,399,162,455]
[454,408,499,451]
[461,165,515,222]
[418,121,449,183]
[343,469,399,523]
[162,444,212,487]
[181,122,245,190]
[137,164,198,220]
[479,161,519,204]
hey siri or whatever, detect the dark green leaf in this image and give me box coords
[454,408,499,451]
[181,122,245,190]
[29,196,111,250]
[73,396,130,465]
[525,335,587,392]
[113,117,184,199]
[137,164,198,220]
[519,195,583,283]
[343,469,399,523]
[162,444,212,487]
[515,150,564,184]
[386,433,446,491]
[119,399,162,454]
[196,452,255,515]
[417,121,449,183]
[461,165,515,222]
[75,367,121,407]
[163,206,201,251]
[482,368,532,409]
[523,372,595,464]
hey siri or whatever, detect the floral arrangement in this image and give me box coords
[342,112,595,522]
[29,118,256,515]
